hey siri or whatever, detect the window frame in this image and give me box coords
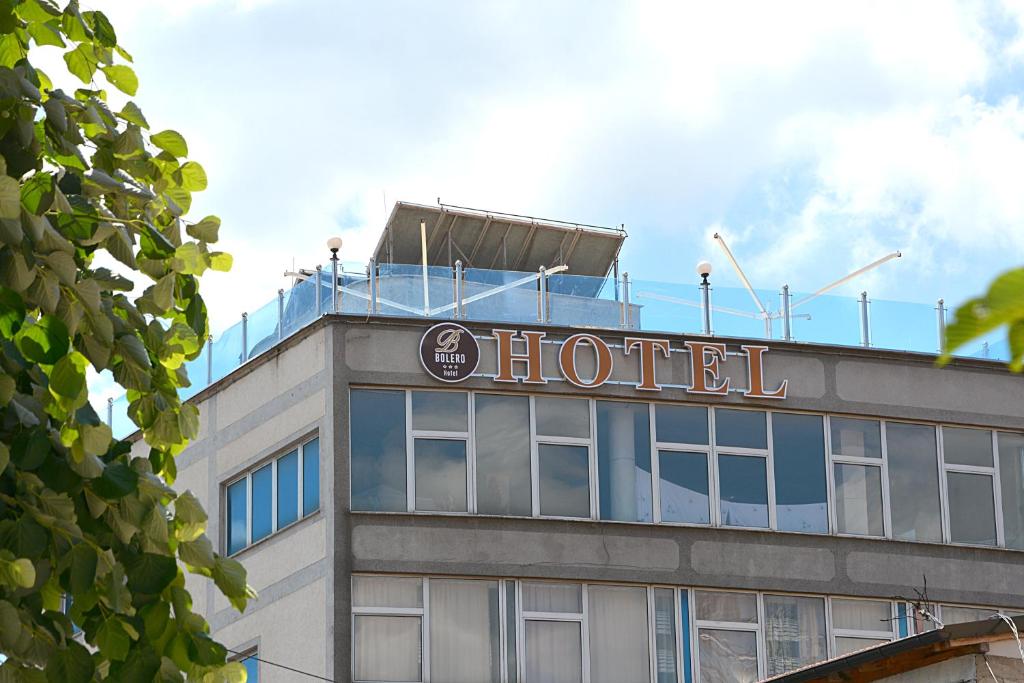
[938,425,1003,548]
[652,403,713,529]
[223,434,320,556]
[407,390,474,514]
[826,415,890,539]
[530,395,597,520]
[690,588,764,682]
[710,408,775,531]
[828,596,896,656]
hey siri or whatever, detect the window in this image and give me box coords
[715,410,770,528]
[694,590,760,683]
[943,427,997,546]
[941,605,994,625]
[999,432,1024,550]
[225,436,320,554]
[763,595,826,676]
[772,414,828,534]
[475,394,531,516]
[352,576,424,683]
[231,650,258,683]
[656,405,711,525]
[412,391,469,513]
[653,588,679,683]
[351,389,406,511]
[830,598,894,656]
[588,585,650,683]
[830,417,885,537]
[597,401,653,522]
[429,579,501,683]
[886,423,941,543]
[535,397,592,519]
[522,582,584,683]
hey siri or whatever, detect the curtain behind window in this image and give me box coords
[429,579,500,683]
[588,586,650,683]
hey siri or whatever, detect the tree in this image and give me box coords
[0,1,251,680]
[941,267,1024,372]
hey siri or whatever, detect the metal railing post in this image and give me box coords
[241,312,248,360]
[331,256,339,313]
[369,258,378,314]
[618,272,626,327]
[207,334,213,383]
[277,289,284,341]
[859,292,870,348]
[936,299,946,353]
[454,260,464,320]
[538,266,547,323]
[613,258,620,302]
[315,265,322,314]
[983,341,990,358]
[700,280,712,335]
[781,285,792,341]
[106,398,113,428]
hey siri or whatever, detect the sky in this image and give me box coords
[72,0,1024,338]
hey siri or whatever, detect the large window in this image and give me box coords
[694,590,760,683]
[349,388,1024,552]
[830,598,894,656]
[225,436,320,555]
[763,594,826,676]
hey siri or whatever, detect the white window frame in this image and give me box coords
[407,390,473,514]
[351,574,427,683]
[882,419,944,544]
[651,403,713,528]
[530,396,596,520]
[519,580,590,683]
[690,588,764,681]
[223,434,320,556]
[828,596,896,656]
[826,415,890,539]
[938,425,1003,548]
[710,407,775,531]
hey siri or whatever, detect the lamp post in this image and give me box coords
[327,236,342,313]
[697,260,713,336]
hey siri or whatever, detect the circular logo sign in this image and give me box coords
[419,322,480,383]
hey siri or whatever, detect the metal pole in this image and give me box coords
[369,258,378,314]
[106,398,113,428]
[331,255,339,313]
[315,265,322,314]
[241,312,248,360]
[207,334,213,383]
[277,289,284,341]
[936,298,946,353]
[454,260,464,320]
[538,266,547,323]
[618,270,626,327]
[420,218,430,316]
[983,341,990,358]
[781,285,792,341]
[613,257,620,302]
[700,278,712,335]
[859,292,870,348]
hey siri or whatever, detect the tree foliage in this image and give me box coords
[941,267,1024,371]
[0,1,251,680]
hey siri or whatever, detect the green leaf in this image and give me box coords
[0,175,21,219]
[125,552,177,595]
[17,0,62,23]
[0,553,36,588]
[0,32,27,68]
[26,20,66,48]
[96,618,131,661]
[21,172,55,215]
[117,100,148,128]
[179,536,214,569]
[211,557,250,611]
[0,443,8,472]
[48,350,87,399]
[85,10,116,47]
[151,272,174,311]
[0,285,26,337]
[79,423,111,456]
[69,543,97,594]
[186,215,220,243]
[45,640,95,683]
[93,462,138,499]
[174,161,206,191]
[209,252,232,272]
[63,43,98,84]
[101,65,136,96]
[15,315,70,364]
[150,129,188,158]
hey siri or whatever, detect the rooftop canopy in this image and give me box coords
[371,201,626,277]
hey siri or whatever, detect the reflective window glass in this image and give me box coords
[535,397,590,438]
[353,615,421,682]
[655,404,709,445]
[948,472,996,545]
[352,575,423,608]
[226,479,247,554]
[412,390,468,432]
[250,464,272,543]
[597,402,652,522]
[276,450,298,529]
[522,582,582,614]
[886,423,942,543]
[654,589,678,683]
[834,463,884,536]
[772,413,828,534]
[430,579,500,683]
[698,629,758,683]
[942,605,992,625]
[525,621,582,683]
[302,437,320,516]
[475,394,532,516]
[718,454,768,528]
[834,637,887,656]
[538,444,590,518]
[414,439,467,512]
[715,409,767,449]
[832,599,891,632]
[659,451,710,524]
[351,389,407,512]
[763,595,827,676]
[242,655,258,683]
[943,427,993,467]
[830,418,882,458]
[999,432,1024,550]
[506,582,517,683]
[588,585,650,683]
[695,591,758,624]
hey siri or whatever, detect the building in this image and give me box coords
[127,201,1024,682]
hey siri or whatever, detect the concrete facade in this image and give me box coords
[170,314,1024,681]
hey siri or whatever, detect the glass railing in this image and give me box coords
[102,261,1011,437]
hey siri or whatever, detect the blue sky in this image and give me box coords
[83,0,1024,336]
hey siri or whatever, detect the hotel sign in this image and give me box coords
[420,324,788,399]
